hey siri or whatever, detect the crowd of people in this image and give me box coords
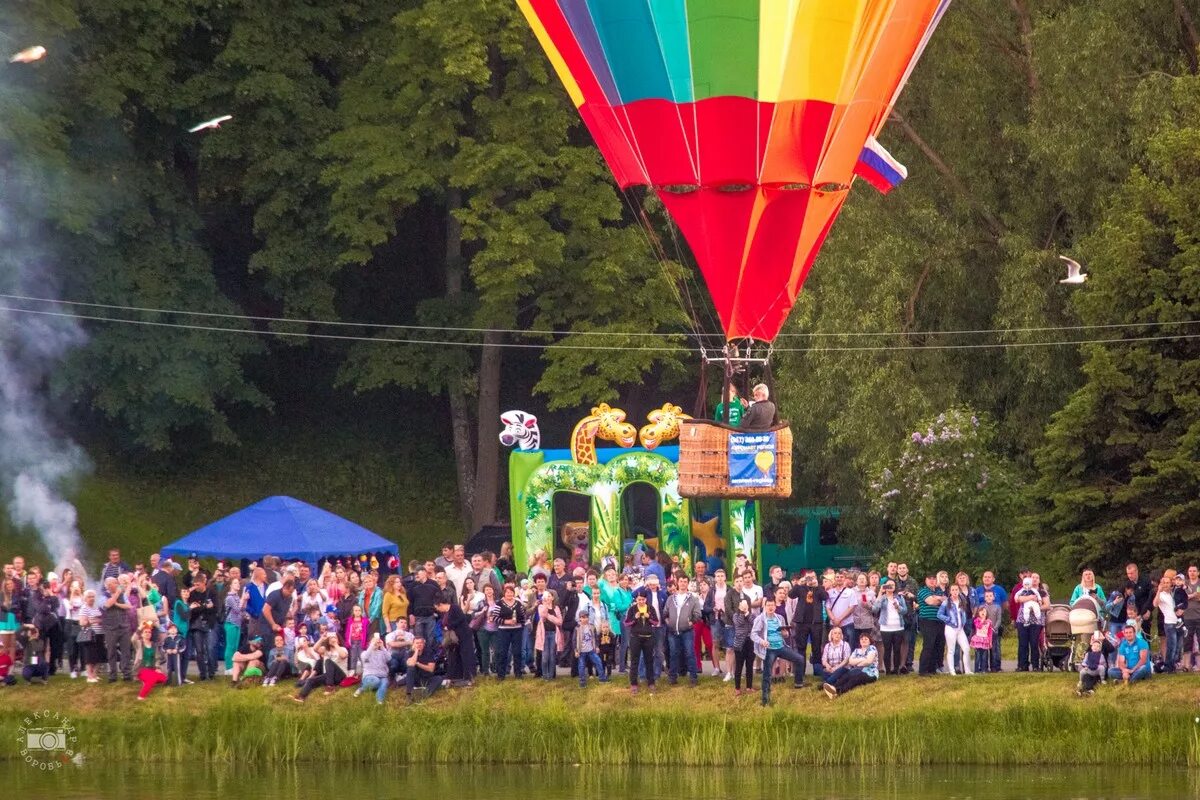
[1,542,1195,705]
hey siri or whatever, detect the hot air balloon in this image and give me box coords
[517,0,950,343]
[517,0,952,498]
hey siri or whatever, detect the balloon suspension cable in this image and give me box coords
[697,340,776,421]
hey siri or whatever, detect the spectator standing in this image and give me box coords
[408,568,439,645]
[222,578,244,673]
[444,545,471,597]
[979,589,1004,672]
[826,572,856,645]
[99,549,131,585]
[1013,577,1047,671]
[623,593,659,694]
[664,574,701,686]
[789,570,828,682]
[938,584,973,676]
[77,591,104,683]
[491,585,526,680]
[894,563,919,673]
[1122,563,1153,637]
[916,573,946,676]
[751,597,806,705]
[873,581,907,676]
[575,608,607,686]
[1182,565,1200,672]
[1155,571,1181,673]
[101,577,133,682]
[187,572,217,681]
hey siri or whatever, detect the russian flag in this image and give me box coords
[854,136,908,194]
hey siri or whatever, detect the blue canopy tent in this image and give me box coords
[161,496,398,565]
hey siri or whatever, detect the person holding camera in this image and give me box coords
[788,570,827,684]
[187,572,218,681]
[18,624,50,684]
[873,581,908,676]
[355,633,391,704]
[292,633,347,701]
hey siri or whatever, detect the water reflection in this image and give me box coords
[4,763,1198,799]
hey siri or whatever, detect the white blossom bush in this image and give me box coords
[871,407,1020,573]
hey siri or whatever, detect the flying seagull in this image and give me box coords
[1058,255,1088,285]
[187,114,233,133]
[9,45,47,64]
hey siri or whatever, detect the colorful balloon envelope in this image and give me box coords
[518,0,951,342]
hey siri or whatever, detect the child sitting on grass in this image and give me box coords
[264,634,292,686]
[230,637,265,684]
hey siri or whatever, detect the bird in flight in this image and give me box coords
[9,45,47,64]
[187,115,233,134]
[1058,255,1088,285]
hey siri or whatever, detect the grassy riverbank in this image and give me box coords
[3,673,1199,766]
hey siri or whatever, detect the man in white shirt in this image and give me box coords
[741,570,764,611]
[444,545,471,597]
[826,572,857,643]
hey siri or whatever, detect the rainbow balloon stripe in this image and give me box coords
[518,0,951,341]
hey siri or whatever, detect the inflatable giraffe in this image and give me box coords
[638,403,692,450]
[570,403,637,465]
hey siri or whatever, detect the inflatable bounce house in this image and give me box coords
[501,404,760,576]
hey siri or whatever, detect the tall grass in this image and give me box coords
[2,675,1197,766]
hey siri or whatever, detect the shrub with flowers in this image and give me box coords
[871,407,1019,573]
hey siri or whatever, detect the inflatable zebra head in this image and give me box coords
[499,410,540,451]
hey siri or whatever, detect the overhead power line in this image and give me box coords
[2,302,1199,355]
[1,292,1198,341]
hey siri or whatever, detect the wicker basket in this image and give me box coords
[677,419,793,499]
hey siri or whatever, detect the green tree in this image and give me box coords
[1,0,267,451]
[323,0,687,532]
[776,0,1200,525]
[1026,73,1200,574]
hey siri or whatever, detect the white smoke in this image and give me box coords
[0,159,91,577]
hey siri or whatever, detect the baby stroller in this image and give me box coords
[1042,605,1074,671]
[1069,595,1104,669]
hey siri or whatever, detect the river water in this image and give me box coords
[3,764,1197,799]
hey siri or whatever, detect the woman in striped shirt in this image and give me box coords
[820,626,850,680]
[78,591,105,683]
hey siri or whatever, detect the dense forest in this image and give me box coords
[1,1,1197,576]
